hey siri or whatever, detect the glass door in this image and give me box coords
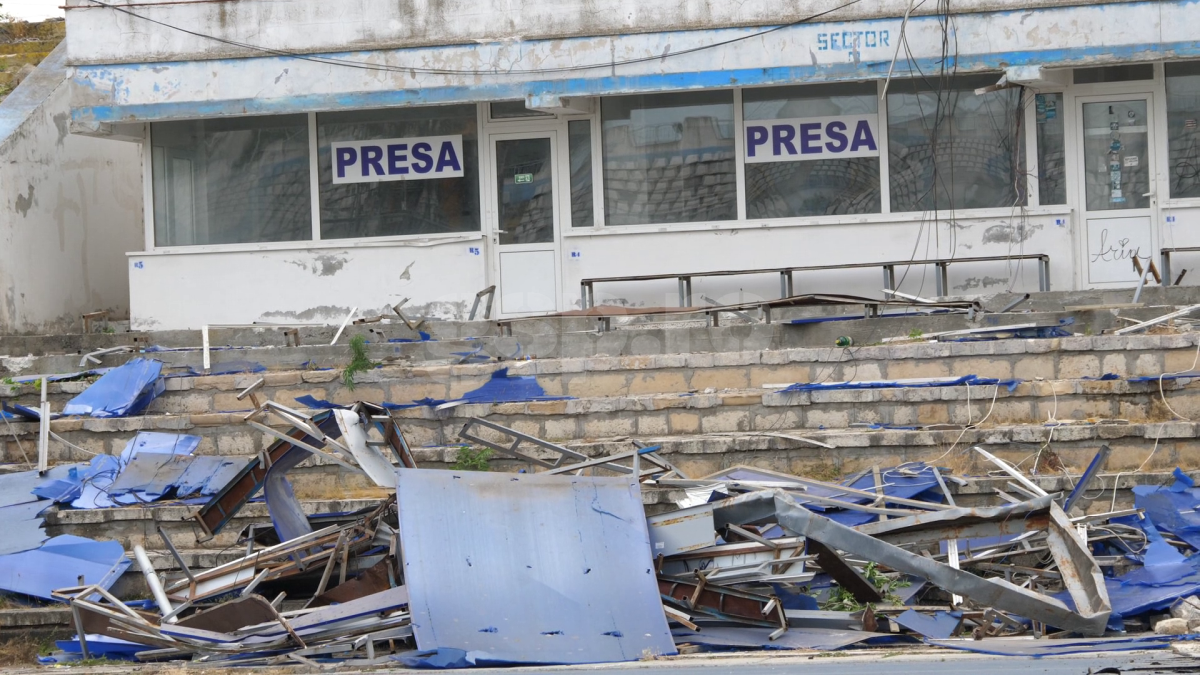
[1078,96,1157,284]
[490,132,561,315]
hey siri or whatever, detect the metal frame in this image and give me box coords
[580,254,1050,308]
[459,417,652,475]
[770,490,1111,636]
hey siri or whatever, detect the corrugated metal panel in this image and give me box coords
[396,469,676,665]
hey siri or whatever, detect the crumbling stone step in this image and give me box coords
[5,334,1198,416]
[4,371,1196,468]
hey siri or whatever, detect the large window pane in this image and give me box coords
[568,120,595,227]
[1073,64,1154,85]
[743,82,881,218]
[151,115,311,246]
[1082,100,1150,211]
[496,138,554,245]
[1166,61,1200,199]
[887,75,1026,212]
[317,105,480,239]
[1035,93,1066,205]
[601,91,736,226]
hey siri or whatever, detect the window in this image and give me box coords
[601,91,736,226]
[1073,64,1154,85]
[490,101,553,120]
[887,75,1026,212]
[568,120,595,227]
[151,115,311,246]
[317,105,480,239]
[1034,93,1066,205]
[742,83,881,218]
[1166,61,1200,199]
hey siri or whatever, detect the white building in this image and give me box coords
[62,0,1200,330]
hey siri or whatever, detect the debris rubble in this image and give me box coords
[3,355,1200,666]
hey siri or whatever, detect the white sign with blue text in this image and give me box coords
[331,135,464,184]
[744,115,880,163]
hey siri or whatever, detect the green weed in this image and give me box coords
[451,446,493,472]
[341,335,377,390]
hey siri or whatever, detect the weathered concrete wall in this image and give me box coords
[125,209,1067,330]
[68,0,1192,124]
[0,45,143,335]
[126,235,486,330]
[62,0,1143,66]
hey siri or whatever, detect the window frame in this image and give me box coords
[146,113,317,250]
[143,78,1067,253]
[144,106,490,254]
[739,80,887,220]
[1161,60,1200,205]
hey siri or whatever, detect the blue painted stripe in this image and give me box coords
[73,39,1200,124]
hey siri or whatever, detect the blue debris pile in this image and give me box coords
[15,410,1200,667]
[646,449,1200,656]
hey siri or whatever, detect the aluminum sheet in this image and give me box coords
[396,468,676,665]
[0,535,130,600]
[0,500,51,555]
[107,453,195,496]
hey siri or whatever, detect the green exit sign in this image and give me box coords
[514,173,533,184]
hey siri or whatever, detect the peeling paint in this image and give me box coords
[313,254,347,276]
[259,305,357,323]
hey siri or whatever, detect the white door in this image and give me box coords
[489,132,562,316]
[1077,95,1158,285]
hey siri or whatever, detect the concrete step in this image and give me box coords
[4,291,1196,380]
[3,370,1198,469]
[5,332,1197,417]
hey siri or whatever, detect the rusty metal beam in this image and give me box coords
[658,575,778,627]
[192,410,340,540]
[806,540,883,604]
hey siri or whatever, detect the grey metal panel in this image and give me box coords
[176,451,242,494]
[646,505,715,556]
[107,453,195,496]
[396,468,676,665]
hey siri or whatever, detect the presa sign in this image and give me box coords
[331,134,464,184]
[744,114,879,163]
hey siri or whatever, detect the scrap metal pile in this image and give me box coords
[10,394,1200,665]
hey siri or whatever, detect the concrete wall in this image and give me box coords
[127,235,486,330]
[67,0,1194,125]
[62,0,1142,66]
[127,210,1066,330]
[0,45,143,335]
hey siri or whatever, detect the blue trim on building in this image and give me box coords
[70,8,1200,124]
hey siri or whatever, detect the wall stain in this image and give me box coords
[954,275,1011,292]
[314,254,347,276]
[260,305,354,323]
[52,112,68,147]
[14,183,34,217]
[981,223,1042,244]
